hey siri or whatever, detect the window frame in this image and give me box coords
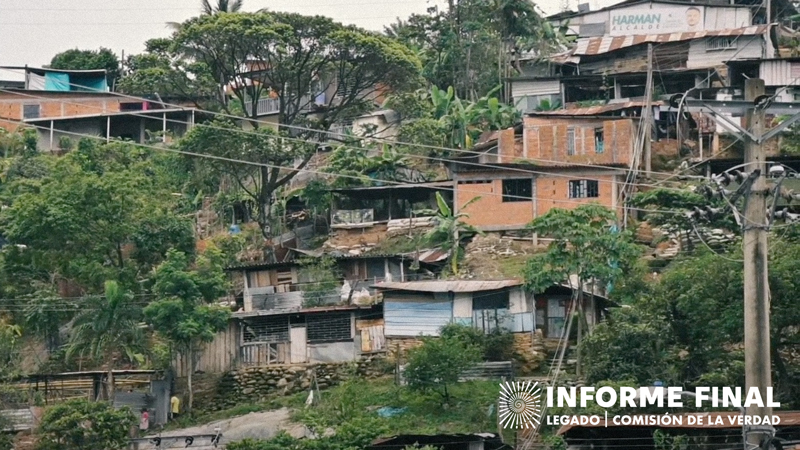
[594,127,604,154]
[568,179,600,199]
[566,127,576,156]
[502,178,533,203]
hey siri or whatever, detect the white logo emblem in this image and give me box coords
[499,381,543,429]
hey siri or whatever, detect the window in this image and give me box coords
[22,104,40,119]
[306,313,352,342]
[473,291,510,333]
[243,316,289,343]
[706,37,737,51]
[502,179,532,202]
[594,128,604,154]
[566,127,576,155]
[569,179,599,198]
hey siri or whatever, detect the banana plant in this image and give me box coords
[420,192,483,275]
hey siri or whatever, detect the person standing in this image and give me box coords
[170,395,181,421]
[139,409,149,434]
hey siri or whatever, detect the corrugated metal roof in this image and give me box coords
[373,279,522,293]
[528,101,650,116]
[233,304,373,319]
[574,25,768,56]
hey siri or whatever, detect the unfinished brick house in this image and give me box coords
[450,106,640,231]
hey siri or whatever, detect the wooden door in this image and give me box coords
[290,326,307,363]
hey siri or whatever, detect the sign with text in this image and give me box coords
[609,5,704,36]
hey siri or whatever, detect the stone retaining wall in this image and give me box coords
[197,355,388,412]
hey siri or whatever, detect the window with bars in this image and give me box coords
[566,127,576,155]
[306,312,352,342]
[569,179,599,198]
[502,179,532,202]
[706,37,737,51]
[242,316,289,343]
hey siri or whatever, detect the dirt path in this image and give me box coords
[136,407,308,449]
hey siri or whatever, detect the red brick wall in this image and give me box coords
[0,93,123,132]
[457,172,622,230]
[523,116,635,167]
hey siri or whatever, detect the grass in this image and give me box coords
[167,376,509,440]
[292,376,505,436]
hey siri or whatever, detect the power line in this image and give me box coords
[0,67,708,184]
[0,114,688,216]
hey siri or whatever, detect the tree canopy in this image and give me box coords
[172,11,421,125]
[49,48,121,86]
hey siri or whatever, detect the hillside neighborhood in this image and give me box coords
[1,0,800,449]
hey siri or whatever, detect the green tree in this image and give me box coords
[173,11,421,125]
[144,248,230,411]
[422,192,482,275]
[0,140,191,290]
[386,0,563,100]
[65,281,144,400]
[0,318,22,380]
[35,398,135,450]
[49,48,121,86]
[117,38,218,102]
[404,330,481,401]
[179,119,313,242]
[524,204,640,374]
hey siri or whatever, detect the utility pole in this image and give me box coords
[742,78,773,447]
[643,43,654,175]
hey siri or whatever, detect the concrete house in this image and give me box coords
[509,0,775,161]
[450,114,631,231]
[223,254,419,367]
[0,66,197,150]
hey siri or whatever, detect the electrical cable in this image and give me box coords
[0,67,709,183]
[0,114,689,216]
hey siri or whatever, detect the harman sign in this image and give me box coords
[609,6,703,36]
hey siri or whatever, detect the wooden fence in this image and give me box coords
[172,320,240,377]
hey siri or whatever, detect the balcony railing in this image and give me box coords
[244,98,280,116]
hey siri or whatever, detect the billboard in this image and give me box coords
[609,5,704,36]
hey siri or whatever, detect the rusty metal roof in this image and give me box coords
[558,411,800,435]
[528,101,650,116]
[372,279,522,293]
[574,25,768,56]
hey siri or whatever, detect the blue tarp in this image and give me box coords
[43,73,70,91]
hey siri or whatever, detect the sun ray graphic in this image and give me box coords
[498,381,543,429]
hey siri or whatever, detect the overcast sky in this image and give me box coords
[0,0,617,80]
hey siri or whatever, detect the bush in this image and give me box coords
[35,399,135,450]
[0,412,13,450]
[404,333,481,401]
[439,323,515,361]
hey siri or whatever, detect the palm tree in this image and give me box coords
[201,0,244,14]
[66,281,144,400]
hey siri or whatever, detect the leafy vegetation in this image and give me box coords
[65,281,144,400]
[49,48,121,86]
[404,328,482,401]
[35,398,135,450]
[144,248,230,410]
[422,192,483,275]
